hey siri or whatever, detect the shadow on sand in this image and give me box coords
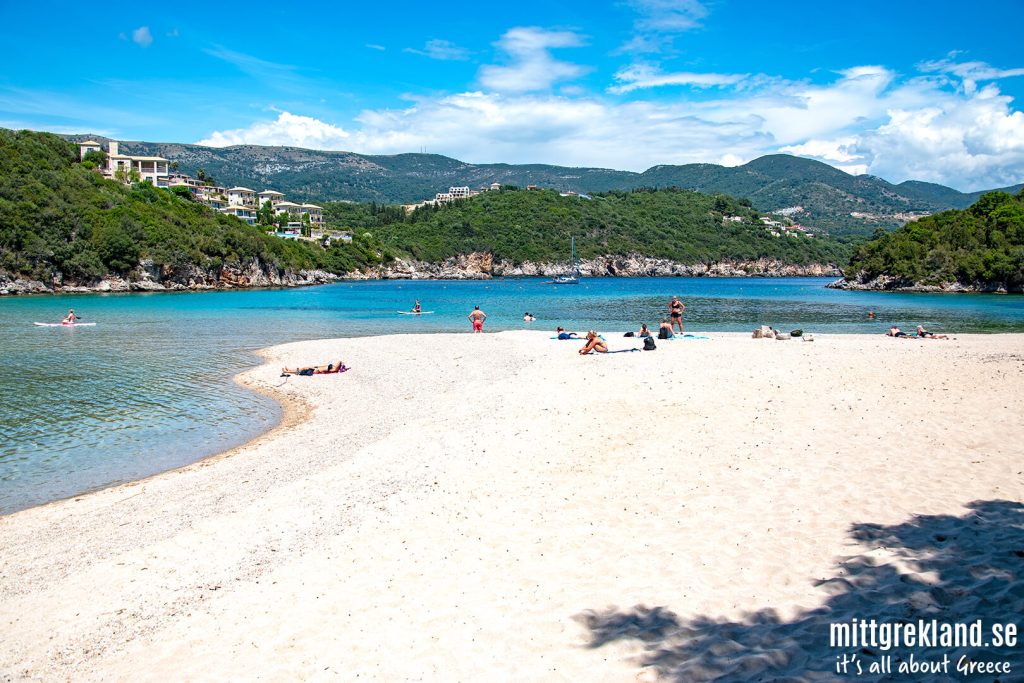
[578,500,1024,682]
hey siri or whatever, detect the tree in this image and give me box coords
[196,168,215,185]
[258,200,275,226]
[82,149,106,167]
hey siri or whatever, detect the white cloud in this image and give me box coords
[477,27,587,92]
[132,26,153,48]
[619,0,708,54]
[609,64,747,93]
[365,43,386,51]
[629,0,708,32]
[196,111,350,148]
[195,60,1024,190]
[404,39,470,61]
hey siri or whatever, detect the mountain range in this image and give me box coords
[67,135,1023,237]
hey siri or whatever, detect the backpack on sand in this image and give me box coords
[643,337,657,351]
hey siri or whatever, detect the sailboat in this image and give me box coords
[551,236,580,285]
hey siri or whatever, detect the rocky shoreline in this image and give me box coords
[827,273,1023,294]
[0,258,338,296]
[342,252,842,280]
[2,252,843,295]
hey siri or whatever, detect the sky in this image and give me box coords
[2,0,1023,191]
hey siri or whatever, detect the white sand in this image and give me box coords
[2,331,1023,681]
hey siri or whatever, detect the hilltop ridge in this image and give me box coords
[63,134,1022,238]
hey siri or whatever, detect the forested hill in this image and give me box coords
[837,190,1024,292]
[0,130,386,290]
[70,134,1022,238]
[339,187,854,267]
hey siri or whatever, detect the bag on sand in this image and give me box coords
[643,337,657,351]
[624,331,635,337]
[790,329,803,337]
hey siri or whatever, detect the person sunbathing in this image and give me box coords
[917,325,949,339]
[658,318,674,339]
[887,326,910,338]
[281,360,347,376]
[578,330,608,355]
[556,326,579,340]
[638,323,651,337]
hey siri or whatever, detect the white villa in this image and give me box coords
[220,205,257,225]
[227,187,257,207]
[257,190,285,207]
[81,140,171,187]
[273,200,324,227]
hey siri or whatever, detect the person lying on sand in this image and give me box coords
[281,360,347,376]
[556,326,579,340]
[917,325,949,339]
[579,330,608,355]
[887,326,911,338]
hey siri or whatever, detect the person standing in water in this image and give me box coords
[468,305,487,333]
[668,296,685,335]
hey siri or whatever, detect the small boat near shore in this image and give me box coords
[33,322,96,327]
[546,236,581,285]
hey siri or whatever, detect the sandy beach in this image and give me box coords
[2,331,1023,681]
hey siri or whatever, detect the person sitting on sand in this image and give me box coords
[281,360,347,376]
[917,325,949,339]
[638,323,651,338]
[556,326,579,340]
[887,326,910,338]
[523,312,535,322]
[62,309,76,324]
[578,330,608,355]
[658,318,674,339]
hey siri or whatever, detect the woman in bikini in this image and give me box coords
[578,330,608,355]
[668,296,685,335]
[281,360,347,376]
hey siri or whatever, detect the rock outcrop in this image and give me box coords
[346,253,841,280]
[827,273,1021,294]
[0,259,337,296]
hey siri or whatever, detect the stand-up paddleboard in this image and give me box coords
[33,322,97,327]
[397,311,434,315]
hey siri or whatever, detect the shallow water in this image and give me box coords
[2,277,1022,513]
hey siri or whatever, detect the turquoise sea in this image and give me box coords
[2,277,1023,513]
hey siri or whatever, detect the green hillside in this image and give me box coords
[842,190,1024,291]
[0,130,388,286]
[364,187,853,266]
[73,136,1020,240]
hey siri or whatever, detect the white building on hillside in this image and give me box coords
[258,190,285,207]
[221,205,257,225]
[300,203,324,226]
[104,141,170,187]
[78,140,102,159]
[227,187,257,207]
[449,186,470,199]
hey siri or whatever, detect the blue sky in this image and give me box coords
[2,0,1023,190]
